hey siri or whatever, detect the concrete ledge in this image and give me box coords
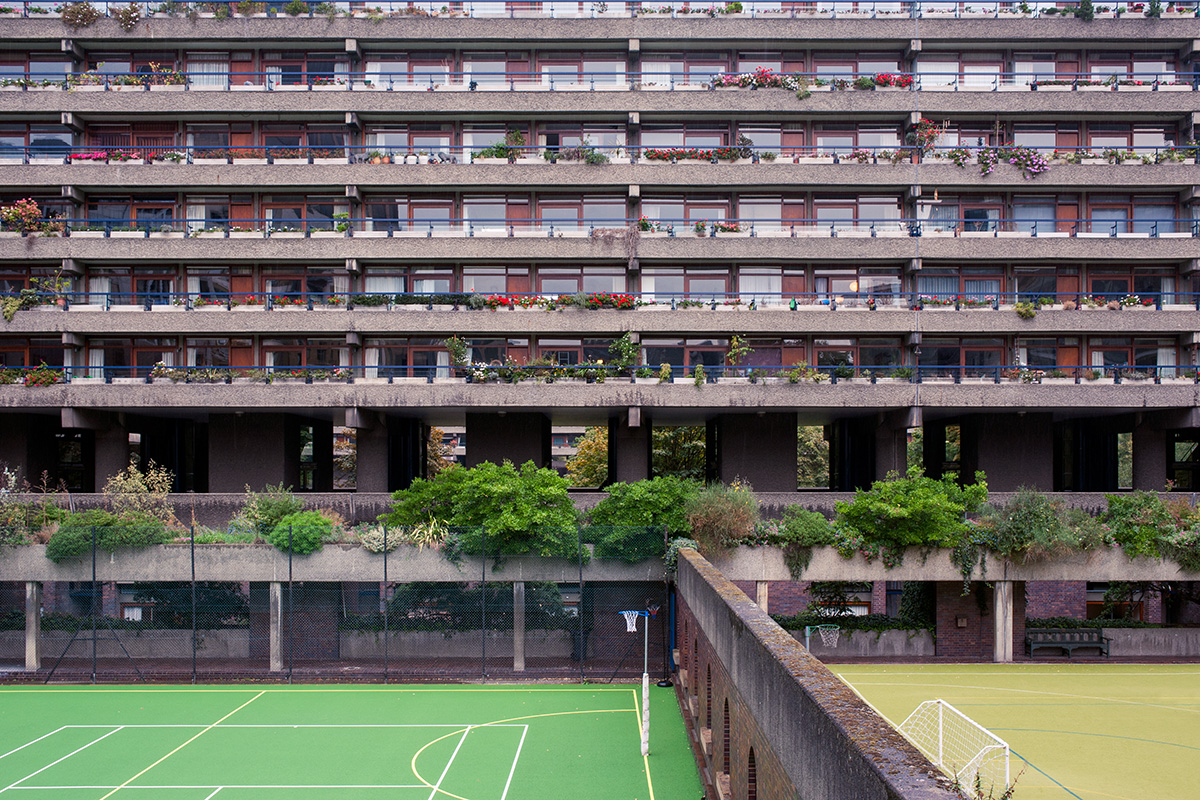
[0,629,248,660]
[1105,627,1200,657]
[0,543,666,583]
[338,628,571,659]
[791,628,936,659]
[710,544,1200,582]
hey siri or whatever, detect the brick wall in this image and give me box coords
[935,581,1026,661]
[1026,581,1087,618]
[677,550,960,800]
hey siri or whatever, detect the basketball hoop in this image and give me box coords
[622,609,641,633]
[804,624,841,650]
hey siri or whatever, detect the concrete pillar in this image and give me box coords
[711,413,797,491]
[513,582,525,672]
[209,414,296,493]
[993,581,1014,663]
[353,415,390,493]
[830,417,875,490]
[755,581,769,613]
[25,582,41,672]
[465,412,551,469]
[93,416,130,488]
[607,410,652,484]
[1132,415,1168,491]
[965,414,1054,491]
[269,581,283,673]
[873,412,910,482]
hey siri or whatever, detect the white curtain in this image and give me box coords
[87,277,109,307]
[364,347,379,380]
[1158,346,1177,378]
[333,274,349,301]
[87,347,103,379]
[188,57,229,89]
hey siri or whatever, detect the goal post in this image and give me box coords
[898,699,1010,794]
[620,607,657,757]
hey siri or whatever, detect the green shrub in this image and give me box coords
[45,509,171,562]
[268,510,331,554]
[990,488,1072,561]
[684,481,759,555]
[382,461,580,561]
[238,483,304,536]
[757,505,835,578]
[835,468,988,556]
[1027,615,1152,629]
[586,476,701,537]
[1104,491,1172,558]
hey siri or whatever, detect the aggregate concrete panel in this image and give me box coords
[3,232,1194,262]
[7,162,1200,191]
[5,15,1198,47]
[3,87,1194,117]
[4,305,1200,338]
[0,544,668,583]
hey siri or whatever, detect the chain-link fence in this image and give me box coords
[4,525,673,683]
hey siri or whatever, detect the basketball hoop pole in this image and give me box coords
[621,609,652,757]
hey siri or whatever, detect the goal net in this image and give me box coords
[897,700,1010,795]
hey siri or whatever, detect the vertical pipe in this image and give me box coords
[25,581,41,672]
[91,525,97,684]
[480,525,486,680]
[288,524,293,684]
[576,526,585,684]
[383,524,388,684]
[191,525,197,684]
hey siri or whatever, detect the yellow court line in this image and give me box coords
[97,691,266,800]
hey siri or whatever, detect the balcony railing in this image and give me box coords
[10,288,1200,312]
[2,68,1194,94]
[1,1,1197,21]
[3,362,1196,386]
[4,215,1197,240]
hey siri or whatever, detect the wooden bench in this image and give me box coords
[1025,628,1110,659]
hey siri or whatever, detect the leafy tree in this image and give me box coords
[426,426,456,477]
[652,426,705,479]
[587,476,700,536]
[835,468,988,551]
[565,426,609,487]
[103,460,177,525]
[382,461,580,559]
[797,426,829,487]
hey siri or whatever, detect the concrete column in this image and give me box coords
[966,413,1054,491]
[1132,415,1168,491]
[755,581,769,613]
[209,414,295,492]
[25,582,41,672]
[712,413,797,491]
[465,412,551,469]
[607,410,652,484]
[93,416,130,488]
[269,581,283,672]
[873,412,910,482]
[513,582,525,672]
[993,581,1014,663]
[353,415,390,493]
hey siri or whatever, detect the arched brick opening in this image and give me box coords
[747,747,757,800]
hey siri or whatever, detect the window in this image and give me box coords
[918,338,1006,379]
[261,266,348,303]
[642,338,728,377]
[536,266,627,295]
[813,196,901,231]
[639,53,728,87]
[365,338,450,379]
[461,266,529,294]
[536,196,625,230]
[87,267,175,306]
[1012,196,1057,234]
[186,338,231,368]
[262,195,350,232]
[263,52,348,87]
[185,52,230,88]
[538,54,625,87]
[917,266,1003,303]
[539,123,626,156]
[364,196,454,233]
[641,125,728,149]
[262,338,348,371]
[814,268,902,307]
[0,125,73,161]
[536,338,614,365]
[85,338,176,379]
[815,338,902,376]
[1087,267,1175,304]
[0,337,63,369]
[641,268,729,302]
[1088,337,1176,377]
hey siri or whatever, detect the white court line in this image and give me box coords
[98,691,265,800]
[427,727,472,800]
[201,789,221,800]
[58,724,524,729]
[0,729,66,762]
[9,785,428,791]
[0,728,124,795]
[499,725,528,800]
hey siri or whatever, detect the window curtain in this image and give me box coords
[364,347,379,380]
[87,347,103,379]
[87,276,110,307]
[188,57,229,89]
[917,275,957,300]
[1158,346,1177,378]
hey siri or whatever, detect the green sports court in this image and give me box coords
[832,663,1200,800]
[0,684,702,800]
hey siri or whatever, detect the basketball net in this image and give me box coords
[622,610,641,633]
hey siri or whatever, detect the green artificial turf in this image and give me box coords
[0,684,702,800]
[832,664,1200,800]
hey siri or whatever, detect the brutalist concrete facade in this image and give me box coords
[1,5,1198,505]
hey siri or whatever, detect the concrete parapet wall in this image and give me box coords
[0,629,249,661]
[677,548,958,800]
[790,628,936,659]
[338,629,570,659]
[1103,628,1200,657]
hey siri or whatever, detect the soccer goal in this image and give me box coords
[897,699,1011,795]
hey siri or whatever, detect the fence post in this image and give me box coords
[513,582,525,672]
[576,526,585,683]
[91,524,97,684]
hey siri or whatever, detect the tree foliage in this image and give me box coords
[587,476,700,536]
[382,461,580,559]
[652,426,706,480]
[796,426,829,488]
[103,461,177,525]
[835,468,988,551]
[565,426,609,487]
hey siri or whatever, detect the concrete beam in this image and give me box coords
[269,581,283,672]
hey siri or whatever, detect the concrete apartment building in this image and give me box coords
[1,0,1199,623]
